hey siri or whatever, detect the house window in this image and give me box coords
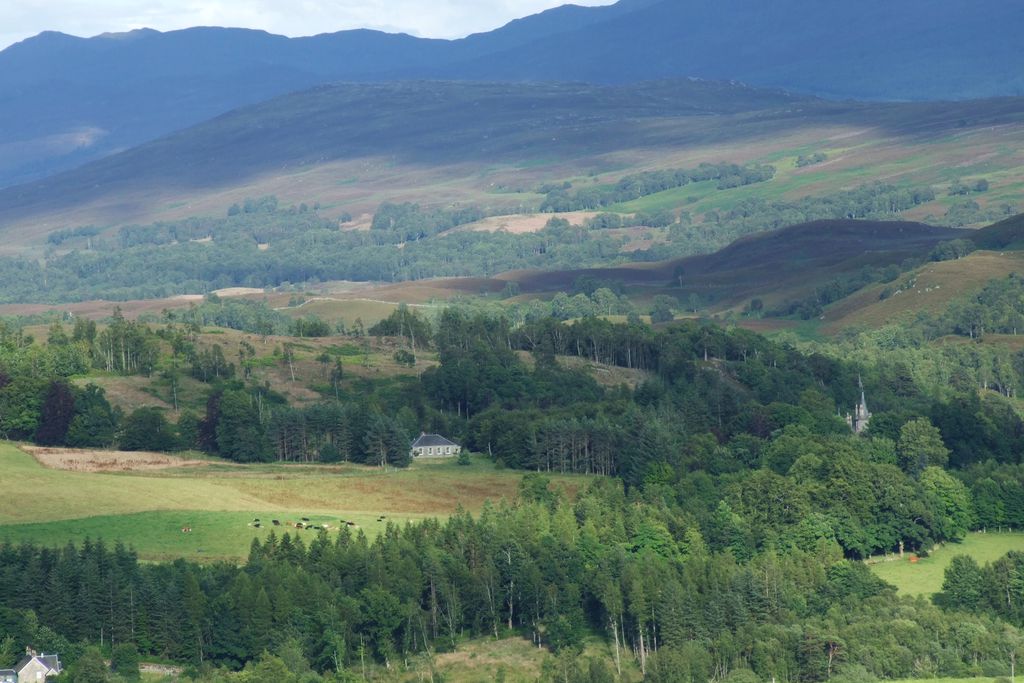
[428,447,433,455]
[445,447,451,454]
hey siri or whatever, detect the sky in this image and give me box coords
[0,0,616,50]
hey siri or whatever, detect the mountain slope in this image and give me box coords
[504,219,963,307]
[432,0,1024,100]
[971,214,1024,250]
[1,0,1021,188]
[0,79,812,237]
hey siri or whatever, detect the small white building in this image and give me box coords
[410,433,461,459]
[13,652,61,683]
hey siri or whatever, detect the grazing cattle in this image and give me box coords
[301,517,310,522]
[272,520,281,526]
[181,527,192,533]
[346,521,357,527]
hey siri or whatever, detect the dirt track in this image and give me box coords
[22,446,210,473]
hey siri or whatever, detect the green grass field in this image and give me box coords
[822,250,1024,334]
[0,445,585,561]
[869,532,1024,597]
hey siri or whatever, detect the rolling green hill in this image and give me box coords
[501,219,962,307]
[2,81,1024,251]
[971,213,1024,250]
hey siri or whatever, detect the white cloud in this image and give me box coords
[0,0,616,49]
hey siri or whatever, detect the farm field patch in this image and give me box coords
[868,531,1024,597]
[0,445,586,561]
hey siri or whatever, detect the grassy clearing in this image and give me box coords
[822,250,1024,334]
[868,531,1024,597]
[431,637,547,683]
[425,636,635,683]
[0,446,586,561]
[0,510,415,563]
[277,298,403,326]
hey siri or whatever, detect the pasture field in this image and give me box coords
[0,445,586,561]
[822,250,1024,333]
[609,117,1024,227]
[868,531,1024,597]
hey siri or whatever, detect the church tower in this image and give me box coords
[846,376,872,434]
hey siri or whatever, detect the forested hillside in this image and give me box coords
[3,291,1024,679]
[2,1,1024,680]
[0,192,969,304]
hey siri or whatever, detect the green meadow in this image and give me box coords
[869,531,1024,597]
[0,444,583,561]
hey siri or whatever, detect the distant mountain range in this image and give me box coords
[1,0,1021,189]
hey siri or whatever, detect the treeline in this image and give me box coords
[662,183,938,256]
[195,386,420,468]
[918,272,1024,340]
[940,199,1016,228]
[0,208,632,303]
[3,481,1024,682]
[7,183,1002,304]
[938,547,1024,635]
[540,162,776,212]
[167,297,292,337]
[46,225,102,247]
[370,202,487,242]
[118,196,330,249]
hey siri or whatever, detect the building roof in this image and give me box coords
[16,654,60,673]
[411,433,459,448]
[38,654,61,671]
[0,669,16,675]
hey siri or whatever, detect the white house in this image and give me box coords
[410,433,461,459]
[13,652,61,683]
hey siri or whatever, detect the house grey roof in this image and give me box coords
[38,654,61,671]
[15,654,60,673]
[0,669,15,676]
[411,434,458,448]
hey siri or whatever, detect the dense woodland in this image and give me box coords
[3,274,1024,679]
[0,176,1009,303]
[538,163,778,212]
[3,486,1023,683]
